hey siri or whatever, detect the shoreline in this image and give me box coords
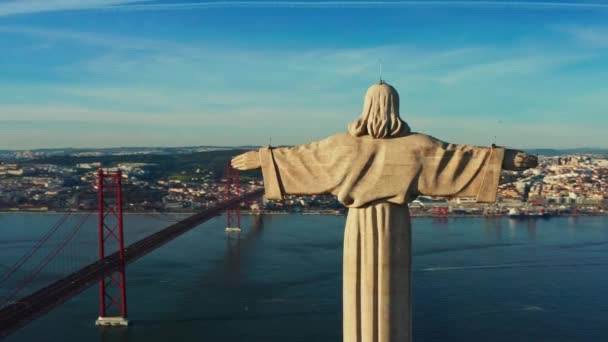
[1,210,606,218]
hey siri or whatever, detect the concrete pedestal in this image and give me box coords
[95,316,129,327]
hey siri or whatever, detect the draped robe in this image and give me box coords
[258,132,505,342]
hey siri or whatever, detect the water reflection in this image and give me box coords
[506,218,538,241]
[223,215,265,285]
[525,220,537,241]
[483,218,504,241]
[431,217,449,226]
[224,233,241,285]
[5,214,608,342]
[98,326,129,342]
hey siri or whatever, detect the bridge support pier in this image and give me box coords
[225,163,241,233]
[95,316,129,327]
[96,169,129,327]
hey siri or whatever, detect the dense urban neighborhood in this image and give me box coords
[1,148,607,217]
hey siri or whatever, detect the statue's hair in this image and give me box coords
[348,82,410,139]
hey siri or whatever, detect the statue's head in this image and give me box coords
[348,81,410,139]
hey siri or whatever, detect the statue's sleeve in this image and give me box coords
[417,138,505,203]
[258,136,350,200]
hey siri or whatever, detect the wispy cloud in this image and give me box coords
[412,114,608,149]
[0,25,592,109]
[558,26,608,48]
[0,25,192,53]
[107,1,608,11]
[0,0,150,17]
[436,53,594,85]
[1,22,606,148]
[1,0,608,17]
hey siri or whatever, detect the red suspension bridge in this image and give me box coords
[0,164,262,339]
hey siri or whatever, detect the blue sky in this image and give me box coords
[1,0,607,150]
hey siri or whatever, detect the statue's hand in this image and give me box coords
[231,150,261,170]
[502,149,538,171]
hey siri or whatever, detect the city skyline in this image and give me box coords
[1,0,608,149]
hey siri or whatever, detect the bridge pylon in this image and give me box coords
[225,162,241,233]
[95,169,129,327]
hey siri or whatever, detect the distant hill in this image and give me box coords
[3,146,607,157]
[6,146,608,173]
[527,148,608,156]
[1,145,259,153]
[21,149,261,181]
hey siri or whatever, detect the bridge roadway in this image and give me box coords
[0,189,264,339]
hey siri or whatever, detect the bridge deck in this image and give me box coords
[0,189,263,339]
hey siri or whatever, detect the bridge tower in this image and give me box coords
[225,162,241,233]
[95,169,129,327]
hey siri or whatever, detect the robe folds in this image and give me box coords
[258,132,504,342]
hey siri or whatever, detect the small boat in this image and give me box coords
[534,209,552,219]
[507,208,526,219]
[508,208,552,219]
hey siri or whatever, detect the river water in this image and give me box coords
[1,213,607,341]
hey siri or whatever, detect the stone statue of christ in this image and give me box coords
[231,81,538,342]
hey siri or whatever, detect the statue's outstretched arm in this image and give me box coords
[231,136,348,200]
[417,137,537,202]
[501,149,538,171]
[231,151,261,171]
